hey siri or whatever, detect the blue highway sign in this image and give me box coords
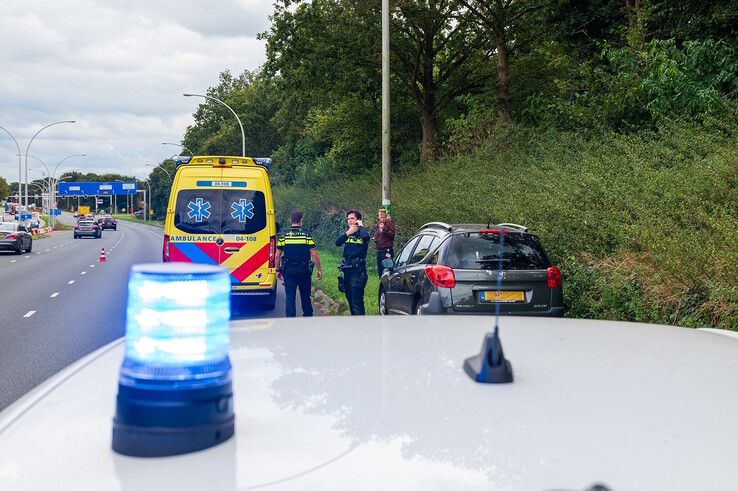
[58,182,137,196]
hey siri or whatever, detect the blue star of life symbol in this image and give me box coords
[231,199,255,223]
[187,198,211,222]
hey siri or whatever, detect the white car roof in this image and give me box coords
[1,316,737,490]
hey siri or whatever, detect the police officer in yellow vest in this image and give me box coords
[275,210,323,317]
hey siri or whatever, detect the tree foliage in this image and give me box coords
[176,0,738,181]
[0,177,9,201]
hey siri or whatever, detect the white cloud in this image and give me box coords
[0,0,271,182]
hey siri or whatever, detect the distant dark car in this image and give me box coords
[74,220,101,239]
[0,222,33,254]
[379,222,564,316]
[98,216,117,230]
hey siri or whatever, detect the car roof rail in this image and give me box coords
[420,222,454,232]
[497,223,529,233]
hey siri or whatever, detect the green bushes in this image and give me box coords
[275,123,738,329]
[522,39,738,131]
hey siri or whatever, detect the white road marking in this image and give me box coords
[90,264,95,267]
[24,256,30,259]
[10,260,16,263]
[68,280,75,284]
[36,252,41,255]
[23,311,36,318]
[45,249,50,252]
[50,292,60,298]
[80,271,87,275]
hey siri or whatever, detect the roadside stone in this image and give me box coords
[311,286,346,316]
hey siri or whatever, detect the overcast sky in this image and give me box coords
[0,0,272,184]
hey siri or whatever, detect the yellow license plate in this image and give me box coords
[481,291,524,303]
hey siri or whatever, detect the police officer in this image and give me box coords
[275,210,323,317]
[335,209,370,315]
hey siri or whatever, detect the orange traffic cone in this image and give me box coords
[99,247,106,263]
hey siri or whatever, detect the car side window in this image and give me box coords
[426,237,441,263]
[394,236,421,268]
[408,235,436,264]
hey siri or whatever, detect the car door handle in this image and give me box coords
[224,247,240,254]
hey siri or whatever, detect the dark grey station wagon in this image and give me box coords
[379,222,564,316]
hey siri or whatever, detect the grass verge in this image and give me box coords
[274,122,738,329]
[113,214,165,227]
[314,246,380,315]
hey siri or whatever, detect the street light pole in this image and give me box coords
[161,142,194,156]
[139,179,151,222]
[27,156,51,213]
[23,120,75,209]
[0,126,22,203]
[50,154,85,227]
[145,163,171,178]
[28,168,50,212]
[183,93,245,157]
[381,0,392,213]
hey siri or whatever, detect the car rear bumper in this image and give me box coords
[0,241,20,251]
[461,307,566,317]
[75,231,99,237]
[230,288,275,297]
[420,292,564,316]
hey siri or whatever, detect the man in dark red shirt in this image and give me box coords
[374,208,396,277]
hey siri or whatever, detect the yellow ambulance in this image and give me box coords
[163,156,277,309]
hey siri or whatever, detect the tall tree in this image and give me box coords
[624,0,646,48]
[390,0,491,160]
[646,0,738,45]
[265,0,492,163]
[0,177,9,201]
[459,0,547,122]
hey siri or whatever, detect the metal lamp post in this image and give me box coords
[27,156,51,213]
[0,126,22,202]
[161,142,193,156]
[381,0,392,213]
[138,179,151,222]
[145,163,171,178]
[183,93,245,157]
[23,120,75,209]
[50,154,86,227]
[28,168,50,212]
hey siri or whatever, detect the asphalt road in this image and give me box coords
[0,213,295,410]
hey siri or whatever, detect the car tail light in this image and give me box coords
[425,265,456,288]
[162,234,170,262]
[74,225,80,230]
[4,234,18,240]
[479,229,501,234]
[547,266,562,288]
[268,235,276,268]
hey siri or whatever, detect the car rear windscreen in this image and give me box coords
[174,189,267,235]
[445,232,550,270]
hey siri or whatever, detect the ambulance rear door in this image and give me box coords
[219,186,271,289]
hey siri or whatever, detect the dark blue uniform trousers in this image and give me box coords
[343,269,368,315]
[283,272,313,317]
